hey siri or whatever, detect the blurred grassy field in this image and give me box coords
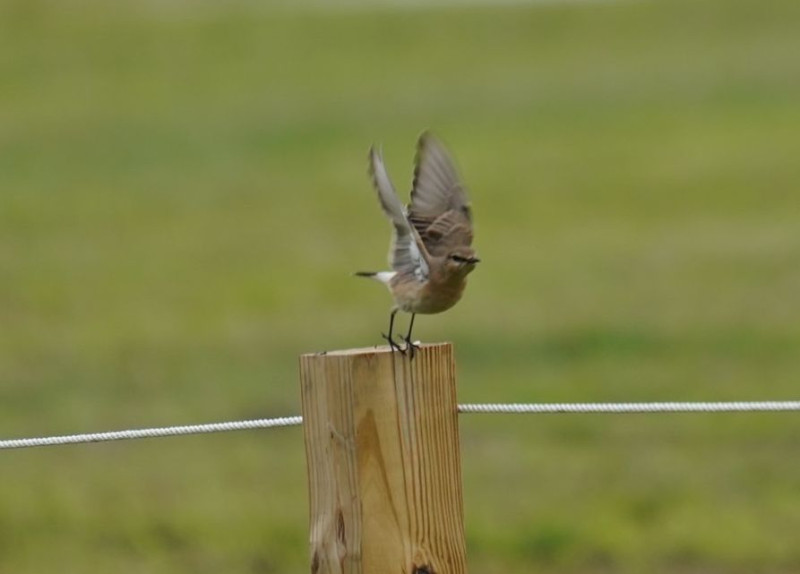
[2,0,800,572]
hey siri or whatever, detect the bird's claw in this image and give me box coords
[381,333,418,359]
[403,337,419,360]
[382,333,405,355]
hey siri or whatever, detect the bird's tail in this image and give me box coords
[353,271,396,284]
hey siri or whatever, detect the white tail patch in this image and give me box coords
[354,271,397,285]
[373,271,397,285]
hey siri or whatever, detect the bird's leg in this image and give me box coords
[403,313,419,359]
[382,308,405,354]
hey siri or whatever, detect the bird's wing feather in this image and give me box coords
[369,146,430,280]
[408,132,473,256]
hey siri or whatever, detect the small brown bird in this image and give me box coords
[355,132,479,356]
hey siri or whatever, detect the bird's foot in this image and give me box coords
[403,337,420,360]
[382,333,406,355]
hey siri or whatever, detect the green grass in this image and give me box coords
[2,0,800,572]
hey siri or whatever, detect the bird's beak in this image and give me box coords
[467,257,481,264]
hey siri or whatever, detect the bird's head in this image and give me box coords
[444,247,480,276]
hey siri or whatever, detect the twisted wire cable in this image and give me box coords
[3,401,799,450]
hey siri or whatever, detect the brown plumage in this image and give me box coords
[355,132,479,356]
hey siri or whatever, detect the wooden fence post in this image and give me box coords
[299,343,467,574]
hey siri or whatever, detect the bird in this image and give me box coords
[355,132,479,357]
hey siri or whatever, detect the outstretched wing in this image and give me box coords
[368,146,430,281]
[408,132,473,257]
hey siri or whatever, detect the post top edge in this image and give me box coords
[300,342,453,358]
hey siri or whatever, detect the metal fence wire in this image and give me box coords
[2,401,799,450]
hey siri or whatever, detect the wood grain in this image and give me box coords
[300,343,467,574]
